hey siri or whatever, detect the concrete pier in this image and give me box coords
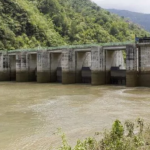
[0,52,10,81]
[138,71,150,86]
[126,71,138,87]
[37,51,50,83]
[126,45,138,87]
[91,71,105,85]
[91,47,105,85]
[62,49,76,84]
[138,44,150,86]
[16,52,29,82]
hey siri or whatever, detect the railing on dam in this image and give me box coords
[7,41,135,53]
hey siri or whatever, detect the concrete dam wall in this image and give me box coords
[1,43,150,87]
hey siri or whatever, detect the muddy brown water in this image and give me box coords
[0,82,150,150]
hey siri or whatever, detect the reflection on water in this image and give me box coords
[0,82,150,150]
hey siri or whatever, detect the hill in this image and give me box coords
[107,9,150,32]
[0,0,149,50]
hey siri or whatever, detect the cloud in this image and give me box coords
[92,0,150,14]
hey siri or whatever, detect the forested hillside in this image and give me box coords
[0,0,149,50]
[108,9,150,32]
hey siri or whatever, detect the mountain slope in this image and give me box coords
[107,9,150,32]
[0,0,149,50]
[36,0,148,44]
[0,0,65,50]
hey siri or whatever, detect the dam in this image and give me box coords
[1,39,150,87]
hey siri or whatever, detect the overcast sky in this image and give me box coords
[92,0,150,14]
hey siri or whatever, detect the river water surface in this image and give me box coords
[0,82,150,150]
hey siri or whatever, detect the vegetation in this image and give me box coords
[108,9,150,32]
[57,119,150,150]
[0,0,149,50]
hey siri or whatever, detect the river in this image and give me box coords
[0,82,150,150]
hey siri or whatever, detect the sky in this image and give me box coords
[92,0,150,14]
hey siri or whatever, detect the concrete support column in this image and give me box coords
[16,52,29,82]
[138,45,150,87]
[62,49,75,84]
[37,51,50,83]
[0,52,10,81]
[126,45,138,87]
[91,47,105,85]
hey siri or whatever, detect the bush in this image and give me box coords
[57,119,150,150]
